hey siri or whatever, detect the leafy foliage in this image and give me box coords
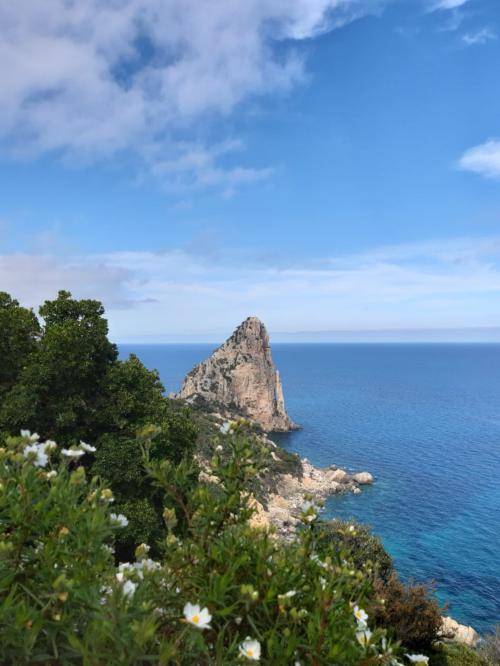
[0,292,40,397]
[316,519,394,583]
[0,429,406,665]
[0,290,117,442]
[430,643,488,666]
[373,573,444,652]
[0,291,199,559]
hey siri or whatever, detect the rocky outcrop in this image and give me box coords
[265,457,372,535]
[177,317,298,432]
[353,472,374,485]
[439,616,480,648]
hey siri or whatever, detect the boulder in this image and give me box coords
[353,472,374,485]
[439,616,479,648]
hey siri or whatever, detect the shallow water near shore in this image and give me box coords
[120,342,500,633]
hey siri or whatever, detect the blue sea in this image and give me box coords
[120,343,500,634]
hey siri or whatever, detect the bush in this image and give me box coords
[0,428,409,665]
[430,643,488,666]
[479,625,500,664]
[374,573,444,652]
[315,519,394,583]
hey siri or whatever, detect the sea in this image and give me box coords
[119,342,500,634]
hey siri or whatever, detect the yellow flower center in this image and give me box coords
[246,649,254,657]
[192,615,199,624]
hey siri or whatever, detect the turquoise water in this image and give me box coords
[120,343,500,633]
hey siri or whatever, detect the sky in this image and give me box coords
[1,0,500,341]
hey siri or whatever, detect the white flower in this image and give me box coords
[284,590,296,598]
[238,637,261,660]
[301,500,318,522]
[215,444,223,452]
[405,656,429,665]
[61,448,85,458]
[219,421,231,435]
[353,605,368,628]
[183,602,212,629]
[46,470,57,479]
[356,629,372,647]
[122,579,136,597]
[116,572,136,597]
[80,441,97,453]
[44,440,57,451]
[23,443,48,468]
[21,430,39,442]
[110,513,129,527]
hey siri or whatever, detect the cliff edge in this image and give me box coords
[177,317,298,432]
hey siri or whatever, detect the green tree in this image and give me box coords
[0,293,40,397]
[0,290,117,442]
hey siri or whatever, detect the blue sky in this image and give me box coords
[1,0,500,340]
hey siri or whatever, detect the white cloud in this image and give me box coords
[430,0,470,9]
[459,140,500,179]
[0,0,378,191]
[4,236,500,339]
[462,27,496,46]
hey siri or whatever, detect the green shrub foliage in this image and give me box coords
[0,292,40,397]
[316,519,394,583]
[0,291,198,560]
[0,429,411,665]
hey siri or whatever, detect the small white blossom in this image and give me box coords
[353,605,368,628]
[46,470,57,479]
[23,443,48,468]
[356,629,372,647]
[116,572,136,597]
[405,656,429,665]
[219,421,231,435]
[301,500,318,522]
[61,448,85,458]
[238,637,261,661]
[215,444,223,452]
[110,513,129,527]
[44,440,57,451]
[183,602,212,629]
[21,430,39,442]
[80,441,97,453]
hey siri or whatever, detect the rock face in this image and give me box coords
[439,616,480,648]
[177,317,298,432]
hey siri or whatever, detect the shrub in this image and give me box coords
[430,643,488,666]
[315,519,394,583]
[478,625,500,665]
[0,428,408,665]
[374,573,444,652]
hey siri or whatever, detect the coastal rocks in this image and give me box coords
[264,457,373,536]
[353,472,374,485]
[177,317,298,432]
[439,616,480,648]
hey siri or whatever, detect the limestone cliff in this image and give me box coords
[177,317,298,431]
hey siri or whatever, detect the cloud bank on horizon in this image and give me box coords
[3,235,500,340]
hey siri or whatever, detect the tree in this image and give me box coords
[0,293,40,397]
[0,290,117,442]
